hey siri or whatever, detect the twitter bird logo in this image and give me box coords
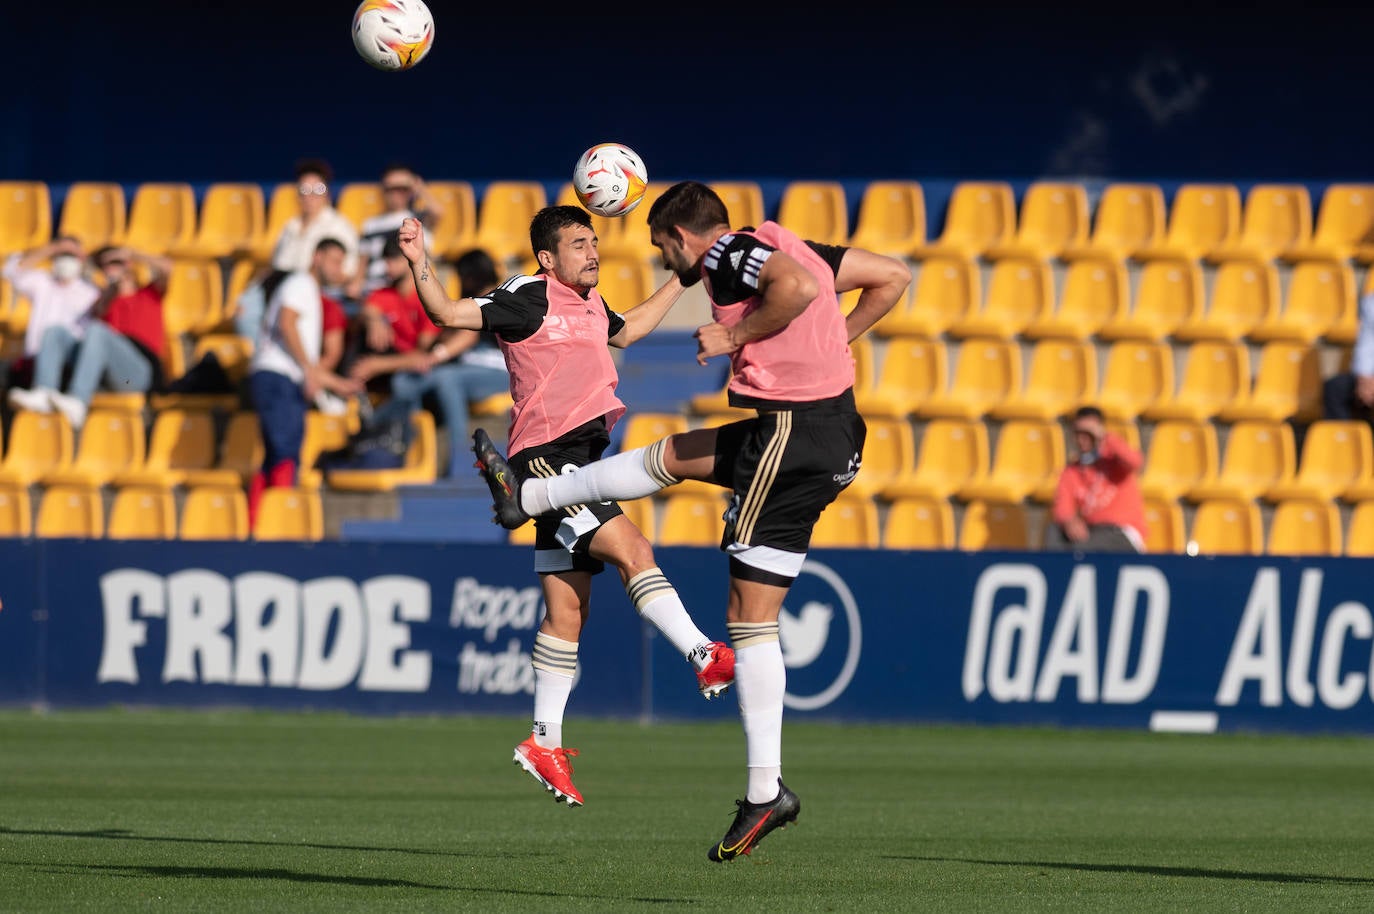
[779,601,833,668]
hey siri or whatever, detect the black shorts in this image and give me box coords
[712,389,866,583]
[510,417,624,575]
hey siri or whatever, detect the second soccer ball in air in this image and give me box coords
[573,144,649,217]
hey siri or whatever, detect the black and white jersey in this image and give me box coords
[703,231,848,305]
[476,273,627,343]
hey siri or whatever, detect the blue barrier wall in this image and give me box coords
[4,540,1374,735]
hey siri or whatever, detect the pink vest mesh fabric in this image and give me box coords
[715,222,855,404]
[499,275,625,456]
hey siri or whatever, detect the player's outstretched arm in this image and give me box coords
[398,217,484,332]
[694,252,818,364]
[609,274,686,348]
[835,247,912,342]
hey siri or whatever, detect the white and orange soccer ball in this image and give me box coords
[352,0,435,71]
[572,144,649,217]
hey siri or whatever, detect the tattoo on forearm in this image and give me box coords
[419,260,430,283]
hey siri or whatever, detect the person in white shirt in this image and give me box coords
[270,158,359,290]
[247,237,361,527]
[352,163,442,298]
[1,237,99,392]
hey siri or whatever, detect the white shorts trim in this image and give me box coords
[724,542,806,578]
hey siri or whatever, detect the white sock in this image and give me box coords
[626,568,713,667]
[520,441,679,516]
[730,627,785,804]
[531,631,578,749]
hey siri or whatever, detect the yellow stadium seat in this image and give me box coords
[124,183,197,256]
[86,390,147,416]
[1267,498,1341,556]
[810,491,880,548]
[253,487,323,542]
[470,391,513,420]
[325,411,438,491]
[162,259,225,338]
[989,339,1097,422]
[776,181,848,246]
[612,496,655,543]
[947,255,1053,340]
[35,483,104,539]
[42,409,146,487]
[1285,184,1374,263]
[1097,257,1203,341]
[424,180,479,260]
[57,182,127,250]
[0,481,32,537]
[1106,418,1142,454]
[1206,184,1312,263]
[1135,183,1242,261]
[855,337,946,419]
[598,182,670,263]
[959,419,1065,503]
[0,181,52,257]
[916,338,1021,421]
[153,333,253,412]
[846,417,914,497]
[871,253,978,339]
[1096,341,1174,421]
[657,490,728,547]
[958,500,1029,551]
[882,495,956,550]
[985,181,1089,261]
[182,411,262,488]
[1173,259,1280,343]
[912,182,1015,260]
[113,409,218,489]
[1266,420,1373,502]
[0,412,74,486]
[596,256,655,311]
[1062,183,1166,261]
[848,181,925,256]
[1023,256,1129,341]
[1142,496,1185,554]
[883,419,990,500]
[1138,420,1218,501]
[252,182,299,262]
[471,181,547,267]
[1189,421,1295,502]
[106,485,177,540]
[1248,259,1356,344]
[292,412,352,491]
[1189,498,1264,555]
[174,183,265,259]
[336,182,385,231]
[1345,500,1374,557]
[1142,340,1249,423]
[1216,342,1321,424]
[180,485,250,541]
[708,182,765,230]
[619,412,689,452]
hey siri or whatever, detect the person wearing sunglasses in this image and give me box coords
[353,162,443,299]
[269,158,360,299]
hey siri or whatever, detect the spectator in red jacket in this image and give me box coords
[1045,405,1148,552]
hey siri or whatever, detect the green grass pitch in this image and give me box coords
[2,709,1373,912]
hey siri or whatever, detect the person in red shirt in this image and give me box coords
[5,245,168,429]
[1046,405,1148,552]
[348,236,440,387]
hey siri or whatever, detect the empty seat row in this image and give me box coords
[0,482,320,541]
[872,254,1360,344]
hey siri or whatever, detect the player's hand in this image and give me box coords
[694,322,738,365]
[397,217,427,265]
[363,312,393,352]
[1064,516,1090,543]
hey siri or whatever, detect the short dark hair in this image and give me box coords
[315,237,346,256]
[90,245,119,266]
[455,248,499,298]
[648,181,731,237]
[381,162,414,180]
[381,236,405,260]
[529,205,593,259]
[1074,405,1104,422]
[294,157,334,184]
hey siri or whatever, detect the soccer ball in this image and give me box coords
[352,0,434,71]
[572,144,649,217]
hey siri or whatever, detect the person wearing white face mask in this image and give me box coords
[1,236,99,394]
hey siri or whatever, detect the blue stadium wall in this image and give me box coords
[5,3,1371,185]
[5,539,1374,735]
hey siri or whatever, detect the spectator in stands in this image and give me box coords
[0,236,99,393]
[247,238,361,526]
[1323,290,1374,425]
[270,158,359,303]
[353,247,509,477]
[1045,405,1147,553]
[352,163,442,299]
[7,245,170,429]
